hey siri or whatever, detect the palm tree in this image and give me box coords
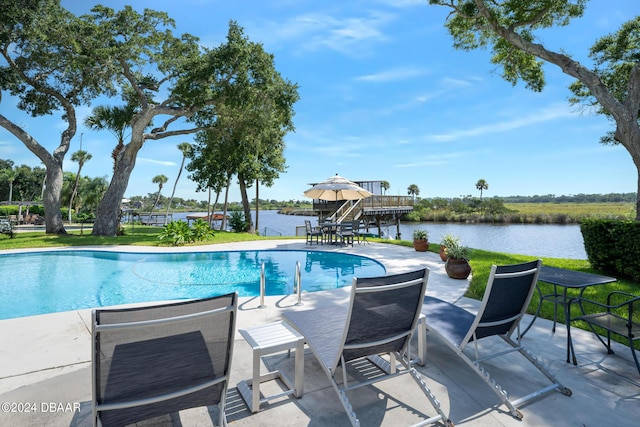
[84,105,135,172]
[475,179,489,200]
[165,142,192,223]
[0,167,18,203]
[381,180,390,195]
[68,150,92,222]
[149,174,168,217]
[407,184,420,201]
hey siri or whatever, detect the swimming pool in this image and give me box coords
[0,249,385,320]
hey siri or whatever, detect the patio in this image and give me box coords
[0,240,637,426]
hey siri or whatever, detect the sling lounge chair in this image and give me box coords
[421,260,571,420]
[284,269,452,427]
[92,293,237,427]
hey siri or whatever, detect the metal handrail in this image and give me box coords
[261,226,283,237]
[258,263,266,309]
[294,261,303,306]
[337,199,363,223]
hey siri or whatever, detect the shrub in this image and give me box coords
[412,229,428,240]
[581,218,640,282]
[229,210,248,232]
[158,220,194,246]
[192,218,214,241]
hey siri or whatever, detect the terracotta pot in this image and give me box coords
[413,239,429,252]
[439,245,447,262]
[445,258,471,279]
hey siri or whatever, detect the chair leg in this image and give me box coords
[330,379,360,427]
[454,348,524,419]
[628,337,640,375]
[329,359,451,427]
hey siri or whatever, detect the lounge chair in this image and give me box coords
[284,269,452,427]
[92,293,237,427]
[420,260,571,420]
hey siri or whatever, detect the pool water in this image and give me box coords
[0,250,385,320]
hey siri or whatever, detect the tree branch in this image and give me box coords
[626,63,640,118]
[143,126,207,140]
[472,0,625,122]
[119,58,150,109]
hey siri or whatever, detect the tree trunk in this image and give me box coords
[68,166,83,222]
[221,176,231,231]
[255,178,259,235]
[149,187,162,217]
[0,114,68,234]
[213,191,221,229]
[166,156,186,223]
[93,146,139,236]
[238,173,254,233]
[43,165,67,234]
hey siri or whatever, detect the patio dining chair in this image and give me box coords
[421,260,571,420]
[336,221,355,246]
[284,268,452,427]
[305,220,323,245]
[567,290,640,374]
[92,293,237,427]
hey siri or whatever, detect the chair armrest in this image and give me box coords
[568,292,639,322]
[605,290,640,306]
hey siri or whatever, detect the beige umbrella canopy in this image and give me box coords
[303,174,373,201]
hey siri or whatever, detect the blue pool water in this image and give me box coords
[0,249,385,320]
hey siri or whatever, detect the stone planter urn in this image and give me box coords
[445,258,472,279]
[413,239,429,252]
[439,245,447,261]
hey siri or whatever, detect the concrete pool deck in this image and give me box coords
[0,240,638,426]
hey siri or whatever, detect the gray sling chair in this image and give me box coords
[284,268,452,427]
[421,260,571,420]
[92,293,237,427]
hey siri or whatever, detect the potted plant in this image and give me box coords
[439,234,460,261]
[445,243,472,279]
[412,229,429,252]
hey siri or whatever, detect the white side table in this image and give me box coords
[237,321,305,413]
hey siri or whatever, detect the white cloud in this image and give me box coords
[394,151,468,168]
[254,11,396,56]
[440,77,476,88]
[355,66,430,83]
[429,103,578,142]
[139,158,177,167]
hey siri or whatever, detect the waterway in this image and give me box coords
[174,210,588,260]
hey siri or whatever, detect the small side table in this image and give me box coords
[237,321,305,413]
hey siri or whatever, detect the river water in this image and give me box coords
[174,210,588,260]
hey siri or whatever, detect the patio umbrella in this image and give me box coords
[303,174,372,201]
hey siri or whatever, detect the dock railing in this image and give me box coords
[361,195,414,209]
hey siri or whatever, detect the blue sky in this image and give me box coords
[0,0,637,203]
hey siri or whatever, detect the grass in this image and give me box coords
[2,229,638,350]
[505,202,635,218]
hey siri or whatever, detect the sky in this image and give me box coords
[0,0,637,203]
